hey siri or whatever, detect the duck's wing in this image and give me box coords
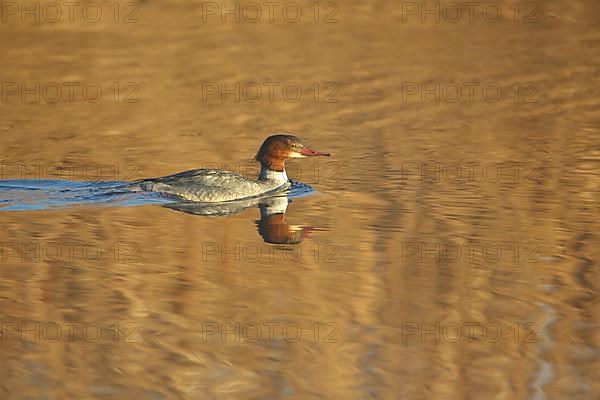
[137,169,248,187]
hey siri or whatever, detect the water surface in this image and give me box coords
[1,1,599,399]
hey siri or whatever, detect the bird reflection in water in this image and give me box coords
[164,194,317,244]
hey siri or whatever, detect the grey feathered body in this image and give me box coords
[131,169,290,203]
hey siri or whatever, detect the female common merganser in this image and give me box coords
[132,134,331,202]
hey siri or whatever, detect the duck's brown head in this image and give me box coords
[255,134,331,172]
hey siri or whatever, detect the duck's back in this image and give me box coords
[133,169,287,202]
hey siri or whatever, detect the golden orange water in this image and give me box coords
[0,0,599,398]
